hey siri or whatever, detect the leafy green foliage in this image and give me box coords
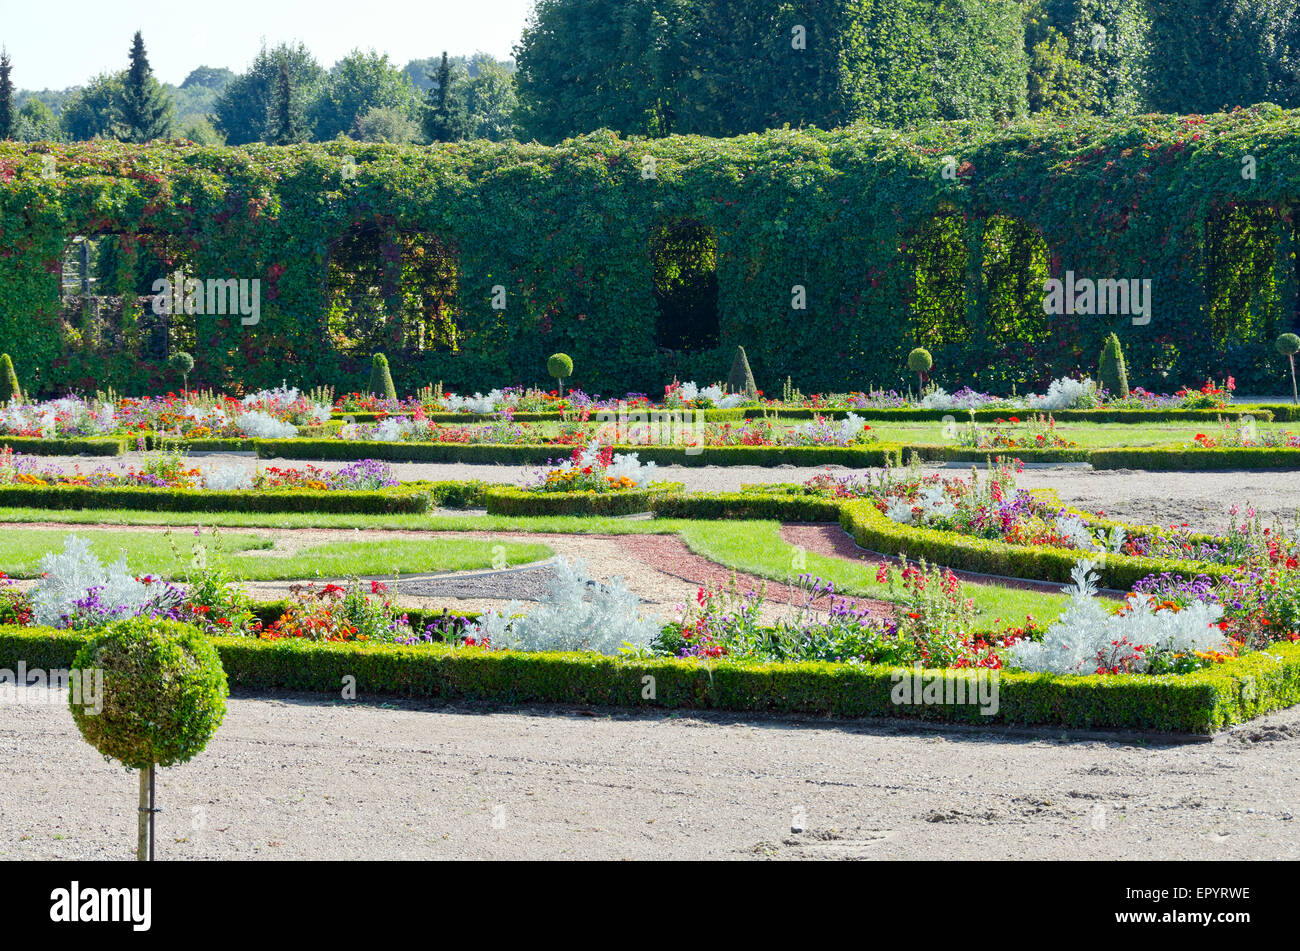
[369,352,397,400]
[69,617,228,770]
[0,352,20,403]
[115,32,174,143]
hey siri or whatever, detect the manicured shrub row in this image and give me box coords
[746,407,1273,423]
[837,500,1238,591]
[483,484,682,516]
[247,439,904,468]
[334,408,749,424]
[0,483,439,514]
[0,436,124,456]
[3,624,1294,733]
[650,491,843,522]
[908,444,1300,470]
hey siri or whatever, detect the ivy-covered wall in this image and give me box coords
[1,103,1298,398]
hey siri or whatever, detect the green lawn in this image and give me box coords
[0,526,552,580]
[0,507,1069,625]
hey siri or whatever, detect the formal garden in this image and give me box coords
[4,8,1300,866]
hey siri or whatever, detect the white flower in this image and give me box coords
[235,411,297,439]
[203,465,253,491]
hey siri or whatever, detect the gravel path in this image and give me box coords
[14,453,1300,533]
[3,688,1297,860]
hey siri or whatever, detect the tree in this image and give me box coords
[0,49,13,140]
[0,352,22,404]
[907,348,933,393]
[180,66,235,91]
[1277,333,1300,405]
[726,345,757,398]
[15,99,61,141]
[1098,333,1130,398]
[312,50,418,141]
[213,42,323,145]
[266,57,309,144]
[422,52,472,142]
[464,59,517,140]
[354,105,419,143]
[115,31,174,142]
[61,72,125,140]
[548,353,573,397]
[179,116,224,145]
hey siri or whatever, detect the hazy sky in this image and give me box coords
[1,0,537,90]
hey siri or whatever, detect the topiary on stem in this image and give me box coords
[370,352,397,401]
[69,617,228,860]
[547,352,573,397]
[167,351,194,394]
[726,345,758,399]
[1098,333,1129,399]
[1277,333,1300,405]
[0,352,22,404]
[907,348,932,393]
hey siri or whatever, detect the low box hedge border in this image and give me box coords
[247,438,904,468]
[907,444,1300,469]
[334,408,751,424]
[747,407,1274,423]
[3,624,1295,733]
[1,436,124,456]
[650,490,844,522]
[484,483,683,516]
[837,499,1238,591]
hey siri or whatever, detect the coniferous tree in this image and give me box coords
[0,49,14,140]
[422,52,470,142]
[266,58,308,144]
[116,31,174,142]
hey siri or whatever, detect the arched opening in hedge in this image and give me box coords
[325,222,461,356]
[979,215,1052,381]
[904,211,971,349]
[1204,202,1288,349]
[59,232,191,360]
[649,221,720,351]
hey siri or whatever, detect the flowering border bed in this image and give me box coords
[3,624,1295,733]
[484,484,684,516]
[910,444,1300,470]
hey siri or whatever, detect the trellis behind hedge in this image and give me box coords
[1,105,1298,397]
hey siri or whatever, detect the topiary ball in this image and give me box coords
[69,618,228,771]
[1276,333,1300,357]
[547,352,573,380]
[907,348,933,374]
[167,351,195,375]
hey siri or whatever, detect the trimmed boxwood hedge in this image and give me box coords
[1,436,125,456]
[651,490,843,522]
[484,483,682,516]
[335,408,750,424]
[752,407,1274,423]
[249,438,904,468]
[910,444,1300,469]
[2,624,1295,733]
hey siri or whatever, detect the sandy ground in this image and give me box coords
[2,687,1297,860]
[13,452,1300,533]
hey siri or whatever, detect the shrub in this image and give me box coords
[1277,333,1300,405]
[1099,333,1129,399]
[547,352,573,396]
[69,617,228,770]
[370,352,397,401]
[907,348,932,392]
[726,345,758,399]
[0,353,20,404]
[167,351,194,393]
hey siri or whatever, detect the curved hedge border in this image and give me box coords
[3,624,1295,733]
[483,483,683,516]
[0,479,489,514]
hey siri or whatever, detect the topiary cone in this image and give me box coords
[0,352,22,404]
[726,345,758,399]
[370,352,397,401]
[1098,333,1129,399]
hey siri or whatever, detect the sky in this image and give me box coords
[0,0,537,90]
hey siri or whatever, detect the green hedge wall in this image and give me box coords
[0,482,436,514]
[4,107,1299,399]
[0,436,124,456]
[910,444,1300,469]
[3,624,1295,733]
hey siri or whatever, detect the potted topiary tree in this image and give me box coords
[69,617,228,861]
[370,352,397,401]
[1277,333,1300,405]
[907,348,932,394]
[168,351,195,395]
[0,352,22,405]
[1099,333,1129,399]
[548,352,573,397]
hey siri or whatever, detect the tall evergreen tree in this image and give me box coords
[422,52,471,142]
[116,31,174,142]
[266,57,307,144]
[0,49,14,140]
